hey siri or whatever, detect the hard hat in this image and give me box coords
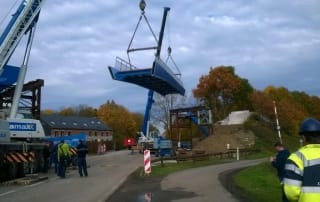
[299,118,320,135]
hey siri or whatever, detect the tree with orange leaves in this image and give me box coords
[97,100,136,149]
[193,66,253,121]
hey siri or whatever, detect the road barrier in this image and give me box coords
[144,192,152,202]
[69,148,77,156]
[4,152,35,163]
[144,149,151,174]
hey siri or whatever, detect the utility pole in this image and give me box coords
[273,101,282,144]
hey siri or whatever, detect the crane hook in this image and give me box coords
[167,46,172,56]
[139,0,146,13]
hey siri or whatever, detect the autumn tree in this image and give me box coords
[75,105,97,117]
[250,90,274,119]
[41,109,56,115]
[263,86,308,135]
[97,101,136,149]
[56,105,97,117]
[59,107,75,116]
[132,112,144,132]
[193,66,253,122]
[292,91,320,120]
[250,86,317,135]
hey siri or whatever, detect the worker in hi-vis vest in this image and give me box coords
[57,140,70,178]
[284,118,320,202]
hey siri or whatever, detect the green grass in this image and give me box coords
[233,117,301,201]
[233,162,282,202]
[245,116,300,158]
[140,158,222,177]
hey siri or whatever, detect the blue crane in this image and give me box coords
[187,112,209,137]
[109,1,185,140]
[0,0,47,180]
[0,0,45,118]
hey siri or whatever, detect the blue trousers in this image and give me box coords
[78,157,88,177]
[58,157,67,178]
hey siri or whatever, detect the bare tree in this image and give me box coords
[151,93,186,134]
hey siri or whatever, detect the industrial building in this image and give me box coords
[41,115,113,141]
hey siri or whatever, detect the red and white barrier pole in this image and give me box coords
[144,149,151,174]
[144,192,152,202]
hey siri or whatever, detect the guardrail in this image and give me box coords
[150,148,260,165]
[115,57,138,71]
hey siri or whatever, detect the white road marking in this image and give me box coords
[0,190,16,197]
[27,181,45,187]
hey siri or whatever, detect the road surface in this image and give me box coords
[107,158,266,202]
[0,150,141,202]
[161,159,266,202]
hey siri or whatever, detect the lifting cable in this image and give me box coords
[165,46,181,78]
[0,0,20,28]
[164,12,182,78]
[127,0,158,68]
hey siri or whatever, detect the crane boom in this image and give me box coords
[141,7,170,137]
[0,0,45,74]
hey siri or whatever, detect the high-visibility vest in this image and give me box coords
[284,144,320,202]
[57,143,70,161]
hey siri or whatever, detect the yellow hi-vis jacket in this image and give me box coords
[284,144,320,202]
[57,142,71,161]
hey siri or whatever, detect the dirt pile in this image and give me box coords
[193,124,255,154]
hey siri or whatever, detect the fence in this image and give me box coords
[151,148,260,164]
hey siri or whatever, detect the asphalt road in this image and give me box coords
[161,159,266,202]
[0,150,141,202]
[107,158,266,202]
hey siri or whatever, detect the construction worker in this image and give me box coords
[271,142,290,202]
[76,139,88,177]
[51,142,59,174]
[42,142,51,173]
[283,118,320,202]
[57,140,70,178]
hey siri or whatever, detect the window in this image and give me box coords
[62,122,66,125]
[61,131,65,135]
[68,131,71,135]
[54,131,58,136]
[73,122,78,126]
[95,131,97,136]
[83,123,88,127]
[89,131,92,136]
[50,121,55,125]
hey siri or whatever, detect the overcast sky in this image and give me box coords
[1,0,319,113]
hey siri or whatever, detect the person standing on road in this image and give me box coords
[57,140,70,178]
[270,142,290,202]
[284,118,320,202]
[51,142,59,174]
[42,143,51,173]
[76,139,88,177]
